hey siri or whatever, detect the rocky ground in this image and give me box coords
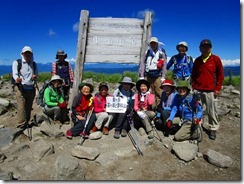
[0,80,241,181]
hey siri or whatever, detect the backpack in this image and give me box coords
[172,55,192,69]
[36,80,52,107]
[12,59,37,85]
[144,49,166,77]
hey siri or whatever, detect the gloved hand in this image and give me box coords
[166,120,173,129]
[70,82,73,88]
[157,59,164,70]
[137,111,146,119]
[58,102,67,109]
[195,118,201,125]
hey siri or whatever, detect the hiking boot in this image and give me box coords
[65,129,73,139]
[209,130,216,140]
[148,131,154,139]
[121,129,127,137]
[53,120,62,125]
[114,131,120,139]
[89,125,98,134]
[102,127,109,135]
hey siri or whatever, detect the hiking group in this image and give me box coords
[12,37,224,145]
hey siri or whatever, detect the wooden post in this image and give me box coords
[69,10,89,105]
[138,12,153,74]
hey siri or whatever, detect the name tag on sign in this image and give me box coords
[106,96,127,113]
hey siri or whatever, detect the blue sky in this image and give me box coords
[0,0,240,67]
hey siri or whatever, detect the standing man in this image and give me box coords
[52,50,74,102]
[139,37,167,109]
[191,39,224,140]
[12,46,38,128]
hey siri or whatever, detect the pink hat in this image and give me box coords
[160,79,175,89]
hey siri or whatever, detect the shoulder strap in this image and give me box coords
[16,59,22,73]
[144,50,150,63]
[32,61,36,73]
[184,94,193,112]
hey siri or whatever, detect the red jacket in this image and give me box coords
[191,54,224,92]
[94,94,107,113]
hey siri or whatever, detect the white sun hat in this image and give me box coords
[21,46,33,53]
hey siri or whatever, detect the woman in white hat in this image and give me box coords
[167,41,193,83]
[42,75,68,125]
[112,77,135,139]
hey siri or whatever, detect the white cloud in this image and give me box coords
[136,9,155,19]
[221,59,240,66]
[72,22,79,32]
[66,58,76,63]
[166,57,240,67]
[48,28,56,37]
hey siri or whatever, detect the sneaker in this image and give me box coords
[102,127,109,135]
[114,131,120,139]
[121,129,127,137]
[65,129,73,139]
[209,130,216,140]
[148,131,154,139]
[89,125,98,134]
[80,131,89,139]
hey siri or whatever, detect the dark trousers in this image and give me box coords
[158,110,171,126]
[70,113,96,136]
[112,113,129,132]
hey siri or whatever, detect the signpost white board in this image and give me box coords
[106,96,127,113]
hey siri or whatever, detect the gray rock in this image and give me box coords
[205,149,233,168]
[32,139,54,161]
[0,127,23,147]
[52,155,85,180]
[96,152,119,166]
[172,142,198,162]
[71,145,99,160]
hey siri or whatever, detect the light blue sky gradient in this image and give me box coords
[0,0,240,66]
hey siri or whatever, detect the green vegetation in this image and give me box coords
[1,71,240,86]
[223,75,240,86]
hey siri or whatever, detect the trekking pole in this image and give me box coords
[34,80,39,91]
[127,113,143,156]
[150,118,162,142]
[127,131,143,156]
[78,107,94,146]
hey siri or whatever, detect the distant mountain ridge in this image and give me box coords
[0,63,240,76]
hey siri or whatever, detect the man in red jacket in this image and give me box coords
[191,39,224,140]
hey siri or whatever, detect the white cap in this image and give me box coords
[177,41,188,47]
[21,46,33,53]
[50,75,63,83]
[177,41,188,51]
[149,37,158,44]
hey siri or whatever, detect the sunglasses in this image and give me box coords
[200,45,211,48]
